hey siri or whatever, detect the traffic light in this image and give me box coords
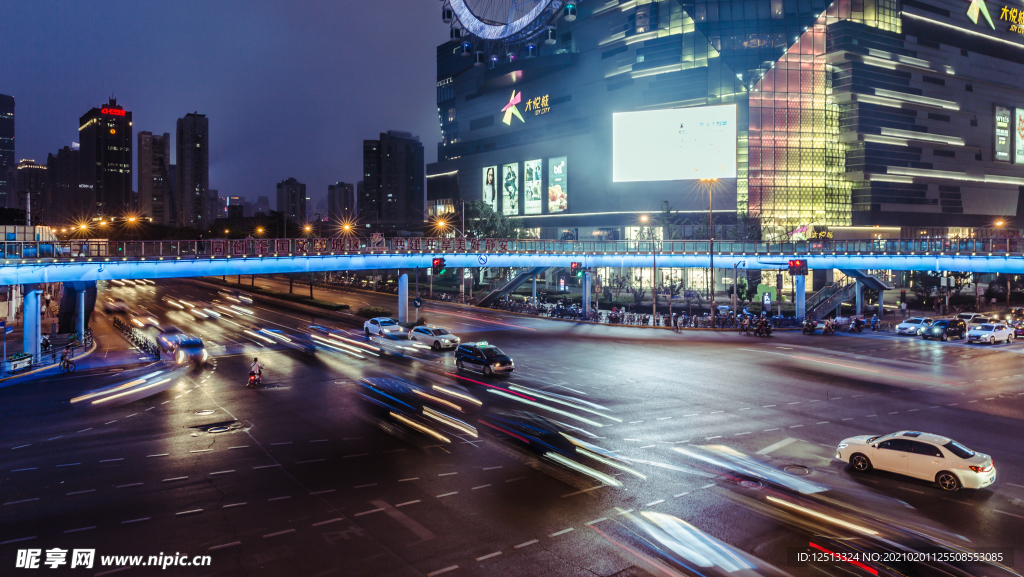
[570,262,583,278]
[787,259,808,276]
[432,257,446,275]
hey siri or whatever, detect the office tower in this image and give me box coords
[253,196,270,216]
[138,132,173,226]
[362,131,425,234]
[79,97,132,217]
[11,160,46,224]
[45,144,81,222]
[0,95,13,209]
[276,178,306,222]
[327,182,356,223]
[176,112,209,228]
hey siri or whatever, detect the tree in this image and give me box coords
[609,274,631,301]
[657,278,682,319]
[629,272,647,306]
[909,271,940,304]
[949,271,971,297]
[463,200,522,239]
[654,201,682,240]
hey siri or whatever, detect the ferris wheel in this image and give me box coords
[441,0,579,63]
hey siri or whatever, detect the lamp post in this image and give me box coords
[435,217,467,301]
[700,178,718,325]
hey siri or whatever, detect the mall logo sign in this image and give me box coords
[502,91,525,125]
[967,0,995,29]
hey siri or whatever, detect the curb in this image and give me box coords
[0,340,99,386]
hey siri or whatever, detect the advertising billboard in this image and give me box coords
[1015,109,1024,164]
[548,157,568,213]
[995,106,1011,162]
[502,163,519,215]
[524,159,543,215]
[612,104,737,182]
[482,166,498,212]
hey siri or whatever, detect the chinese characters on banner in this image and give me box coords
[204,238,519,256]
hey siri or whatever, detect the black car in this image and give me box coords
[920,318,966,341]
[455,342,514,376]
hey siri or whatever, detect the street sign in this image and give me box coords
[762,292,771,309]
[413,298,422,309]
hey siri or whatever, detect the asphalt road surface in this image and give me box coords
[1,278,1022,576]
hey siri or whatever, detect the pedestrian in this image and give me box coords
[43,290,52,317]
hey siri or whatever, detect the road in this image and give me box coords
[1,278,1022,576]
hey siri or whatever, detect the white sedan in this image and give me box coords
[836,430,995,492]
[408,325,460,350]
[363,317,405,337]
[895,317,931,335]
[967,323,1014,344]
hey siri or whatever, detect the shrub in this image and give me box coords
[357,306,394,319]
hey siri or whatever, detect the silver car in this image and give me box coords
[409,325,460,350]
[895,317,931,335]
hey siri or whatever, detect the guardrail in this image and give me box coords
[3,237,1024,262]
[111,317,161,360]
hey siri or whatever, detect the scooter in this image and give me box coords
[849,319,865,333]
[822,322,836,335]
[802,320,816,335]
[246,371,262,388]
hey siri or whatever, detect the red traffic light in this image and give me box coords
[788,259,807,276]
[432,258,443,267]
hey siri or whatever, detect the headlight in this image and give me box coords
[492,363,500,367]
[837,443,848,449]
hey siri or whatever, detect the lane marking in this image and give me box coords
[312,518,343,527]
[550,528,574,536]
[472,484,491,490]
[427,566,459,577]
[176,509,203,516]
[66,490,95,496]
[263,529,296,538]
[100,458,123,463]
[223,503,247,509]
[514,540,538,549]
[354,508,384,517]
[4,498,39,505]
[209,542,241,551]
[585,517,609,525]
[162,476,187,482]
[757,437,798,455]
[399,477,419,482]
[210,470,236,476]
[122,517,149,524]
[476,552,502,561]
[296,459,325,464]
[644,500,665,507]
[116,483,143,489]
[396,500,420,507]
[64,526,96,533]
[436,491,459,498]
[268,496,291,502]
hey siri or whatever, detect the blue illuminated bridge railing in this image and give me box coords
[6,236,1024,261]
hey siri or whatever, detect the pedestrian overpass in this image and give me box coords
[6,236,1022,364]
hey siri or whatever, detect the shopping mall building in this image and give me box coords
[426,0,1024,243]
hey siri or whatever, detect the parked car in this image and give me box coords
[920,318,966,341]
[966,323,1014,344]
[837,430,995,492]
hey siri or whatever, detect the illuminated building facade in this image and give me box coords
[0,94,13,209]
[138,132,174,226]
[176,112,210,229]
[79,98,133,219]
[428,0,1024,239]
[362,131,425,234]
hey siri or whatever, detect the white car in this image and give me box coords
[409,325,460,350]
[956,312,985,324]
[104,297,129,313]
[837,430,995,492]
[363,317,404,337]
[895,317,931,335]
[966,323,1014,344]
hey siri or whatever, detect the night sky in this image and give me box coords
[1,0,446,206]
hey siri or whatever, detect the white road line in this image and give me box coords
[427,566,459,577]
[683,414,699,417]
[11,467,36,472]
[223,503,247,509]
[482,466,503,471]
[514,539,538,549]
[56,463,80,468]
[104,420,117,425]
[147,453,168,458]
[176,509,203,516]
[1007,483,1024,489]
[162,476,187,482]
[472,484,491,490]
[995,510,1024,519]
[644,499,665,507]
[64,526,96,533]
[438,472,458,476]
[310,489,336,495]
[309,439,328,443]
[270,442,292,446]
[764,428,780,432]
[46,436,63,441]
[229,445,249,449]
[399,477,419,482]
[190,449,213,454]
[640,445,656,448]
[122,518,149,524]
[585,517,609,525]
[550,528,574,536]
[296,459,325,464]
[210,470,235,476]
[735,432,751,436]
[354,484,377,489]
[436,491,459,498]
[99,458,123,463]
[268,496,291,502]
[396,500,420,507]
[354,508,384,517]
[816,421,830,424]
[0,536,36,545]
[657,416,673,420]
[763,405,776,408]
[476,552,502,561]
[673,492,689,498]
[5,498,39,505]
[66,490,95,496]
[343,453,368,458]
[312,518,343,526]
[757,437,799,455]
[116,483,143,489]
[506,477,527,483]
[253,464,282,469]
[209,542,241,551]
[263,529,295,538]
[705,436,722,440]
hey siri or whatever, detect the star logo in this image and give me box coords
[501,91,525,125]
[967,0,995,29]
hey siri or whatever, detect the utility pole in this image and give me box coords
[707,182,715,326]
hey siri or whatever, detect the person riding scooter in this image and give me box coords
[849,317,865,333]
[802,318,816,335]
[247,357,264,388]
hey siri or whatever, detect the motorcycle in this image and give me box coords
[246,371,262,388]
[822,322,836,335]
[849,319,865,333]
[755,322,773,337]
[802,320,816,335]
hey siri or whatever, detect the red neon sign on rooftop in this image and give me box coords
[101,108,125,116]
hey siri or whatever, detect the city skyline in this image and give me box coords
[0,0,444,208]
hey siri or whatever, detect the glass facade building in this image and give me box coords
[428,0,1024,240]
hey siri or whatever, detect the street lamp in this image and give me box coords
[699,178,719,324]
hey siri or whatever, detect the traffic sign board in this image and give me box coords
[762,292,771,308]
[413,298,423,309]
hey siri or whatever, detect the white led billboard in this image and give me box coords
[612,104,737,182]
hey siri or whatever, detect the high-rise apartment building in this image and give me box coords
[45,144,80,222]
[0,95,13,209]
[138,132,174,226]
[276,178,306,223]
[78,97,132,218]
[327,182,356,223]
[176,112,210,228]
[362,131,425,234]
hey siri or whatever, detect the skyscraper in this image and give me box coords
[78,97,132,218]
[11,160,46,224]
[327,182,356,223]
[138,132,174,226]
[45,144,80,222]
[362,131,424,234]
[176,112,209,228]
[253,195,271,216]
[0,95,13,209]
[276,178,306,223]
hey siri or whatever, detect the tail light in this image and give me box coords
[969,464,992,473]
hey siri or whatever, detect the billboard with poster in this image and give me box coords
[1015,109,1024,164]
[482,166,498,211]
[995,106,1011,162]
[548,156,567,213]
[502,163,519,215]
[523,159,542,215]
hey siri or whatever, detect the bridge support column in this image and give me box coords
[855,280,864,316]
[877,289,885,318]
[582,272,591,320]
[23,285,41,364]
[76,289,87,338]
[795,274,806,320]
[397,274,408,324]
[532,275,537,306]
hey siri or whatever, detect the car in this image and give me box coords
[997,307,1024,323]
[956,312,985,324]
[156,326,187,352]
[128,310,159,328]
[217,289,253,304]
[836,430,995,492]
[919,318,966,341]
[966,323,1014,344]
[363,317,404,337]
[104,297,129,313]
[175,336,208,365]
[895,317,931,335]
[409,325,460,350]
[455,342,514,376]
[1010,320,1024,337]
